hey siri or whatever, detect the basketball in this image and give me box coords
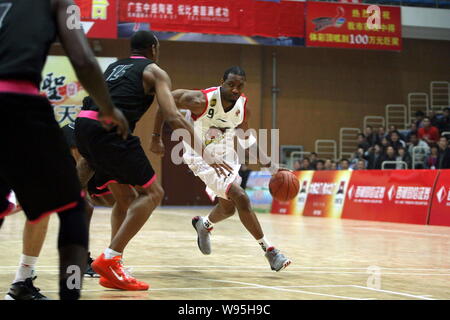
[269,170,300,202]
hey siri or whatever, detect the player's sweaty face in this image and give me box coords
[222,74,245,102]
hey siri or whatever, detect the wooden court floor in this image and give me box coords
[0,207,449,300]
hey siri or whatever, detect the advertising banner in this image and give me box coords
[305,2,402,51]
[40,56,117,127]
[302,170,352,218]
[428,170,450,227]
[342,170,438,224]
[271,170,315,215]
[119,0,305,38]
[75,0,118,39]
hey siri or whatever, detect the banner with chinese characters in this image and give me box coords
[40,56,117,127]
[305,2,402,51]
[271,170,314,215]
[118,0,305,38]
[74,0,118,39]
[428,170,450,227]
[302,170,352,218]
[342,170,437,224]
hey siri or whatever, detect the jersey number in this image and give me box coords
[106,64,133,82]
[206,108,214,119]
[0,3,12,29]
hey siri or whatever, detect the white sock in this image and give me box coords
[104,248,122,259]
[203,216,214,230]
[257,237,273,252]
[13,254,38,283]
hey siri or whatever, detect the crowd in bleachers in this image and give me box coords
[294,107,450,171]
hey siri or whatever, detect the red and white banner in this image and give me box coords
[271,170,314,215]
[428,170,450,226]
[305,2,401,51]
[268,169,450,227]
[342,170,438,224]
[75,0,118,39]
[119,0,305,38]
[302,170,352,219]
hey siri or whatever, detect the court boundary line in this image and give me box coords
[350,285,435,300]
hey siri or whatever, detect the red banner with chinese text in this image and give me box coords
[271,170,315,215]
[74,0,118,39]
[428,170,450,226]
[305,2,401,51]
[119,0,305,38]
[302,170,352,219]
[342,170,437,224]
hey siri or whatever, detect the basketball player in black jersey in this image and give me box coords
[75,31,231,291]
[0,0,128,300]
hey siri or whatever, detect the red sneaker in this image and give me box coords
[91,254,149,291]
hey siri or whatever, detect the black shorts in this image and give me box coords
[87,172,113,198]
[0,94,83,222]
[75,116,155,189]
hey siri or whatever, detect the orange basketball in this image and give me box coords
[269,170,300,202]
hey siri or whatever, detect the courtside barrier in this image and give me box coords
[267,170,450,226]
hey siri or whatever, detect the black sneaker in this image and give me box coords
[4,277,49,300]
[84,253,100,278]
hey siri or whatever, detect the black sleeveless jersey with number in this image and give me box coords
[82,57,155,132]
[0,0,56,87]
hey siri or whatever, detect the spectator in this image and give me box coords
[364,125,379,147]
[350,147,365,168]
[381,136,391,152]
[315,160,325,170]
[429,110,440,128]
[377,126,387,142]
[405,121,418,143]
[366,144,384,170]
[436,107,450,134]
[388,125,397,135]
[301,157,314,170]
[407,133,430,169]
[415,110,426,128]
[355,159,367,170]
[437,136,450,169]
[424,144,439,169]
[309,152,318,169]
[357,133,370,151]
[418,117,440,145]
[331,162,337,170]
[396,147,412,169]
[389,130,406,150]
[293,159,302,171]
[380,146,397,169]
[324,158,333,170]
[339,158,351,170]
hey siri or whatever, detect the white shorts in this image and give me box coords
[183,144,241,201]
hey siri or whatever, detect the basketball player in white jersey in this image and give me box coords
[151,67,291,271]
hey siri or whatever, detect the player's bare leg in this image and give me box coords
[91,181,163,290]
[108,184,139,243]
[5,216,50,300]
[227,183,264,239]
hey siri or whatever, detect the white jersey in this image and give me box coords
[182,86,247,201]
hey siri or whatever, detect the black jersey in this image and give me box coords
[82,57,155,132]
[0,0,56,88]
